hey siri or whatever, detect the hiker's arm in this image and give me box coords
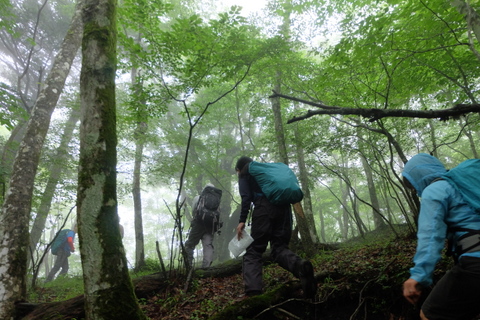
[410,185,449,286]
[67,236,75,252]
[238,177,252,223]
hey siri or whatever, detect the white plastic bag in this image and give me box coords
[228,229,254,258]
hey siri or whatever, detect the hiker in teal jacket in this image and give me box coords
[402,153,480,320]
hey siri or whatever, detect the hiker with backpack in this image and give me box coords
[402,153,480,320]
[46,224,77,282]
[234,156,317,299]
[185,183,223,268]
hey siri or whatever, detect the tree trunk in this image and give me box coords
[271,87,315,254]
[133,121,146,271]
[78,0,146,319]
[216,152,239,263]
[268,6,315,256]
[271,75,289,163]
[0,1,84,318]
[293,105,319,243]
[461,118,479,158]
[339,178,349,240]
[29,106,81,268]
[451,0,480,56]
[0,119,28,202]
[359,153,385,229]
[130,63,147,272]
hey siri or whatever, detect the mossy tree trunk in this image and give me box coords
[78,0,145,319]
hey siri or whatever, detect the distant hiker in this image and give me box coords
[118,216,124,239]
[402,153,480,320]
[234,156,317,299]
[185,183,223,268]
[46,224,77,282]
[119,223,124,239]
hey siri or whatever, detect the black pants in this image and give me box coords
[242,197,302,294]
[422,256,480,320]
[46,249,70,281]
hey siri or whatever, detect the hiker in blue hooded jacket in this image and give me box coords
[402,153,480,320]
[234,156,317,299]
[46,224,77,282]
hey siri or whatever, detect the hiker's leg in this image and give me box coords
[270,205,317,299]
[185,221,203,266]
[270,205,300,274]
[243,204,270,295]
[58,251,70,276]
[421,256,480,320]
[201,233,214,268]
[46,251,66,281]
[46,258,60,282]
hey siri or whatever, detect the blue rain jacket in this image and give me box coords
[403,153,480,286]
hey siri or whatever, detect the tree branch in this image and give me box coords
[268,91,480,123]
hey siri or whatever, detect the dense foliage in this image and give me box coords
[0,0,478,317]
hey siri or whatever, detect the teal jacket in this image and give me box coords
[403,153,480,286]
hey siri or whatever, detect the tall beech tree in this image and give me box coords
[77,0,145,318]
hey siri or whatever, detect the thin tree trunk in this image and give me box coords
[29,106,81,268]
[294,103,319,243]
[271,91,314,255]
[78,0,145,319]
[451,0,480,60]
[0,1,84,318]
[130,61,147,272]
[461,118,479,158]
[360,153,385,229]
[214,152,236,263]
[339,179,349,240]
[133,121,146,271]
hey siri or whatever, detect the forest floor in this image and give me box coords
[27,225,456,320]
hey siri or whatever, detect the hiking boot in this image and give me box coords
[297,259,317,299]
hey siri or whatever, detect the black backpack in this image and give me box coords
[195,186,222,232]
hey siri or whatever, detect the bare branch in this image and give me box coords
[268,91,480,123]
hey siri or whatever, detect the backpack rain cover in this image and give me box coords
[249,161,304,205]
[51,229,70,255]
[443,159,480,212]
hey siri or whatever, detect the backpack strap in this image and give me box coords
[195,196,205,221]
[430,177,444,184]
[449,227,480,259]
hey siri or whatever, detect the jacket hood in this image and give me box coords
[402,153,447,197]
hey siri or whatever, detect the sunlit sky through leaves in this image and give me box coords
[220,0,267,15]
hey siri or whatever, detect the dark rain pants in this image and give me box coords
[422,256,480,320]
[185,219,214,268]
[46,249,70,281]
[242,197,302,294]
